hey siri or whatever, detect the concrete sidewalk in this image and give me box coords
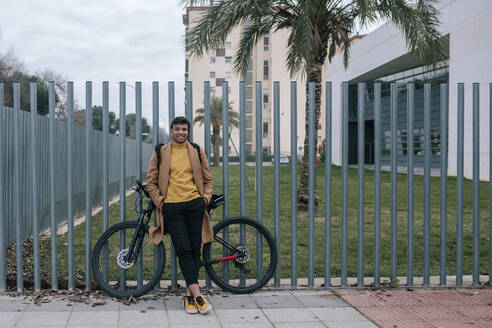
[0,289,377,328]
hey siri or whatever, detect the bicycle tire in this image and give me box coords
[92,221,165,299]
[203,216,277,294]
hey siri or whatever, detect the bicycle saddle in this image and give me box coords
[208,194,225,211]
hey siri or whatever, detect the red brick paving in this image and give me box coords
[338,288,492,328]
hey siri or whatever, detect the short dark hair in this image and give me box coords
[170,116,190,130]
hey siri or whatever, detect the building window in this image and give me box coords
[263,122,268,138]
[263,60,269,80]
[216,48,225,57]
[210,56,216,64]
[264,37,269,51]
[210,71,216,78]
[210,86,216,93]
[225,71,231,78]
[216,78,225,87]
[226,41,232,49]
[228,86,231,94]
[225,56,232,64]
[263,94,268,103]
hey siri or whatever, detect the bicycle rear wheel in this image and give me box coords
[203,217,277,294]
[91,221,165,299]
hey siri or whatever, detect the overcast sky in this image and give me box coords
[0,0,188,128]
[0,0,381,129]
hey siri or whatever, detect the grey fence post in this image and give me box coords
[273,81,281,287]
[325,82,332,287]
[186,81,193,141]
[341,82,348,287]
[390,82,397,285]
[49,82,58,290]
[222,81,230,282]
[440,84,448,286]
[204,82,211,163]
[152,81,159,290]
[239,81,246,287]
[374,83,381,287]
[136,81,143,289]
[407,83,414,286]
[30,82,40,292]
[0,83,4,292]
[423,83,431,286]
[103,81,110,283]
[85,81,92,291]
[307,82,315,288]
[357,83,365,287]
[168,81,177,289]
[119,82,127,288]
[13,82,22,292]
[255,81,263,281]
[472,83,480,286]
[204,81,212,289]
[456,83,464,286]
[490,83,492,286]
[290,81,298,288]
[67,82,75,291]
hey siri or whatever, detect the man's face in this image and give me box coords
[170,123,188,144]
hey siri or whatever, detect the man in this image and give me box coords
[146,116,213,314]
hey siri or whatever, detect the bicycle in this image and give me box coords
[91,180,278,299]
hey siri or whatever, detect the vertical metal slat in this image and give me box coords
[67,82,74,291]
[49,82,58,290]
[440,84,448,286]
[390,83,397,285]
[119,82,126,289]
[374,83,381,287]
[456,83,464,286]
[136,82,143,289]
[357,82,365,288]
[255,81,263,281]
[407,83,414,286]
[204,81,212,289]
[0,83,4,292]
[472,83,480,286]
[85,81,92,291]
[324,82,332,287]
[102,81,110,283]
[307,82,315,288]
[290,82,298,288]
[239,81,246,287]
[222,81,229,282]
[30,82,40,292]
[341,82,348,287]
[423,83,431,286]
[273,82,281,287]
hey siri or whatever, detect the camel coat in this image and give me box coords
[145,141,214,245]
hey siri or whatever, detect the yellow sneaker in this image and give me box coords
[194,294,212,314]
[182,296,198,314]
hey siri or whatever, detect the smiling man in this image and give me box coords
[145,116,214,314]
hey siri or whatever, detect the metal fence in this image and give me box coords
[0,80,491,293]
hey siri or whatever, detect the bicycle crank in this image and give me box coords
[117,248,136,269]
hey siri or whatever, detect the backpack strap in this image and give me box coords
[154,143,164,167]
[190,142,203,164]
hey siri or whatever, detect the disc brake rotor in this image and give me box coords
[233,246,250,264]
[117,248,135,269]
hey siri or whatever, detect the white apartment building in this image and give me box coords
[184,7,325,158]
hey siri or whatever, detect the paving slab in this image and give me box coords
[209,294,258,309]
[252,295,304,308]
[262,307,320,323]
[0,311,23,326]
[16,310,71,326]
[69,311,119,326]
[214,308,270,324]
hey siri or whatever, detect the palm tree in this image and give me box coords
[194,95,240,166]
[184,0,446,207]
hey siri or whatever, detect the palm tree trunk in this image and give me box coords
[297,64,323,208]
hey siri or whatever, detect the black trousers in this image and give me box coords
[162,197,205,286]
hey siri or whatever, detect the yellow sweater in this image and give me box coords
[164,141,200,203]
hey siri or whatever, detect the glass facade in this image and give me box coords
[348,61,449,167]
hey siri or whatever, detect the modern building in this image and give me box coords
[324,0,492,180]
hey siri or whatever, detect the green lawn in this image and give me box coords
[39,164,491,282]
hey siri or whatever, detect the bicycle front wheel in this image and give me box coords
[203,217,277,294]
[91,221,165,299]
